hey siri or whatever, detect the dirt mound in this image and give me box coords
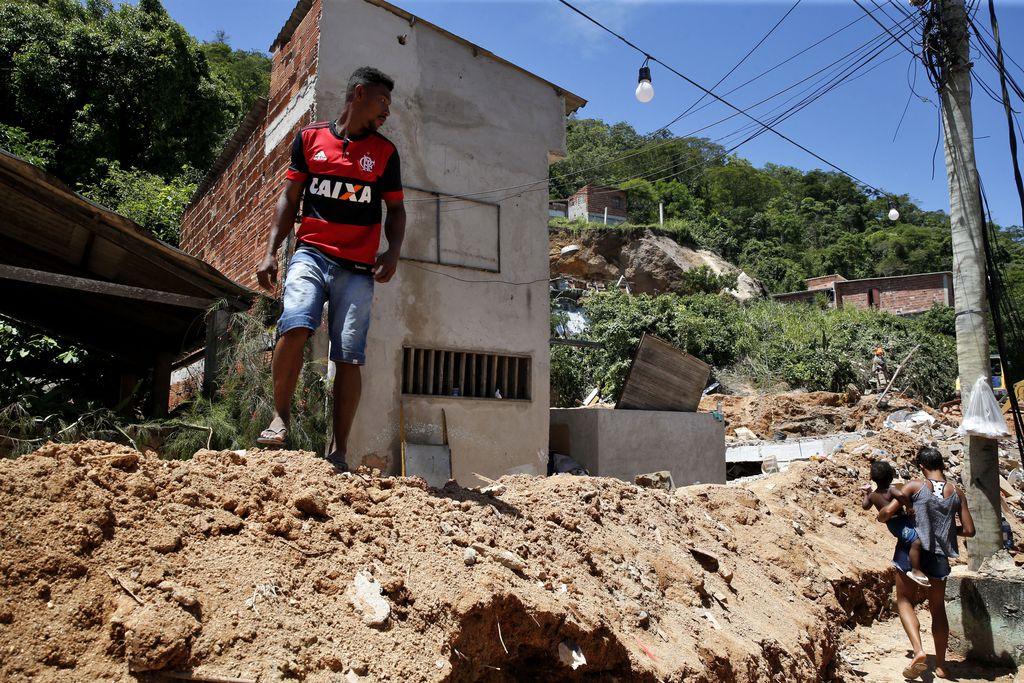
[700,391,950,440]
[0,439,973,682]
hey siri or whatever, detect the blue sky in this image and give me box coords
[157,0,1024,228]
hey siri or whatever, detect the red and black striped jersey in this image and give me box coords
[286,120,403,269]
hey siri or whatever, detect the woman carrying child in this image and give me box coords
[876,446,975,680]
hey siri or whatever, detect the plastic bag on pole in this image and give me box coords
[958,376,1011,439]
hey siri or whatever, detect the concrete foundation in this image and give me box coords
[946,566,1024,666]
[549,408,726,486]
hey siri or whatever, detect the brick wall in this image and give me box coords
[773,290,823,305]
[805,274,846,291]
[180,0,322,291]
[585,185,627,219]
[835,273,953,314]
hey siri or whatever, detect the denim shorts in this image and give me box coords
[277,245,374,365]
[886,515,920,544]
[892,542,952,580]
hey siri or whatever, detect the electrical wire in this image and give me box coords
[401,1,914,209]
[556,0,893,197]
[440,8,920,214]
[659,0,802,131]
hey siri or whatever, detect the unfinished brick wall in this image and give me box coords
[805,274,846,291]
[835,273,953,314]
[180,0,322,291]
[773,290,822,305]
[584,185,627,219]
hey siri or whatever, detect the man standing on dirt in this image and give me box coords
[255,66,405,471]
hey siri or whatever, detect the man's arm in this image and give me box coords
[256,179,304,291]
[373,196,405,283]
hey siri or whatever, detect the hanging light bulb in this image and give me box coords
[887,199,900,222]
[636,59,654,103]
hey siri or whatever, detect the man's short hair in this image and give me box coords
[916,446,945,471]
[346,66,395,102]
[870,460,895,489]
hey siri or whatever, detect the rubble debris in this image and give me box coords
[348,572,390,628]
[0,437,1018,681]
[634,471,674,491]
[557,638,586,670]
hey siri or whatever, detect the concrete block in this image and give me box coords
[550,408,725,486]
[946,567,1024,665]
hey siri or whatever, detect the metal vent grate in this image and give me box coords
[402,347,531,400]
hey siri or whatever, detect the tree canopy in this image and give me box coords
[550,117,1022,302]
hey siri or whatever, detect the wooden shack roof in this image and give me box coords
[0,149,256,364]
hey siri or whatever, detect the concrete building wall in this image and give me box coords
[314,0,572,484]
[181,0,322,289]
[835,272,953,314]
[550,409,726,486]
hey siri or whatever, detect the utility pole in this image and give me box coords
[936,0,1002,569]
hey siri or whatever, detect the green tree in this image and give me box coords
[0,0,234,180]
[201,36,271,128]
[79,160,197,245]
[0,123,56,168]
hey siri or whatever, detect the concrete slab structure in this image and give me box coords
[946,567,1024,666]
[181,0,585,485]
[726,432,866,470]
[549,408,726,485]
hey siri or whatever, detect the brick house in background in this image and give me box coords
[567,184,628,224]
[180,0,585,483]
[773,272,954,315]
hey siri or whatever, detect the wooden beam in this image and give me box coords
[150,351,173,418]
[0,264,216,309]
[202,306,231,399]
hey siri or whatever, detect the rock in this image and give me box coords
[149,528,182,554]
[634,471,675,491]
[463,547,478,566]
[349,660,369,675]
[845,384,861,404]
[793,521,805,535]
[827,515,847,528]
[119,601,199,672]
[480,482,506,496]
[471,543,527,574]
[292,490,328,518]
[718,566,734,585]
[688,547,720,572]
[158,581,198,608]
[734,427,759,441]
[348,573,390,628]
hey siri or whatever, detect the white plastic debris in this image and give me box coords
[959,376,1011,439]
[558,639,586,670]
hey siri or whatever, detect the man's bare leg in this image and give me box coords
[927,578,951,678]
[327,362,362,466]
[263,328,311,437]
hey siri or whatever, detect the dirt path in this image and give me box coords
[840,613,1020,683]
